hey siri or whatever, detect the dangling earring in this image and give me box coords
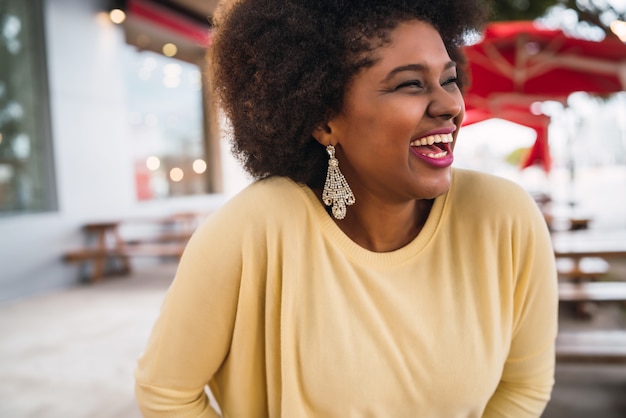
[322,145,355,220]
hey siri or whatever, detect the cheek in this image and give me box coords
[338,109,391,145]
[337,96,431,147]
[372,102,427,134]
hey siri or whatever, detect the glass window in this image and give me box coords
[124,48,213,200]
[0,0,56,214]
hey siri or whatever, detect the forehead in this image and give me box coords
[368,20,450,71]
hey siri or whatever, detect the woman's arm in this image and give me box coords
[483,201,559,417]
[134,213,244,417]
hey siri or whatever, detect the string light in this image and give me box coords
[109,9,126,24]
[192,159,207,174]
[162,43,178,57]
[146,156,161,171]
[169,167,184,182]
[610,20,626,42]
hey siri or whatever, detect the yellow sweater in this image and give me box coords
[135,168,558,417]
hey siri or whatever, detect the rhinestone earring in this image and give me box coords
[322,145,355,220]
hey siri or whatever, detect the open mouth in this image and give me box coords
[410,133,453,159]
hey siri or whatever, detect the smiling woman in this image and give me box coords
[135,1,559,417]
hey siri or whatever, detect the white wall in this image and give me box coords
[0,0,247,302]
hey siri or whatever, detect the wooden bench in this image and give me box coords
[125,231,193,245]
[122,242,186,258]
[569,217,591,231]
[545,214,592,232]
[556,257,610,281]
[120,217,197,259]
[64,241,187,282]
[558,281,626,302]
[62,248,131,281]
[556,331,626,363]
[559,281,626,318]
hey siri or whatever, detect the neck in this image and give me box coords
[324,194,434,252]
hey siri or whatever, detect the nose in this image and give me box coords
[426,86,463,120]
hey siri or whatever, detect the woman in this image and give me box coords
[135,0,558,416]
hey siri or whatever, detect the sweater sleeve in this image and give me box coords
[483,195,558,417]
[134,208,246,417]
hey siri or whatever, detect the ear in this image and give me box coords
[312,123,333,146]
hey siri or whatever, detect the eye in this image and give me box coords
[396,80,424,91]
[442,76,459,87]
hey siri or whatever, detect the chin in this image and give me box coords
[418,170,452,199]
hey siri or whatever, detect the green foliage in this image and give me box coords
[489,0,555,21]
[505,147,528,166]
[487,0,626,40]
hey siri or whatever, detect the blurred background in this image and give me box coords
[0,0,625,417]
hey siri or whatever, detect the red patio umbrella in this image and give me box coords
[463,20,626,105]
[461,21,626,172]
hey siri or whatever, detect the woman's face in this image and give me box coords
[325,20,464,204]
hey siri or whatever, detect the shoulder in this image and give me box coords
[197,176,310,235]
[451,168,537,212]
[452,168,527,196]
[221,176,308,216]
[447,168,546,234]
[183,176,311,261]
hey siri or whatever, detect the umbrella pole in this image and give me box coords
[564,106,583,209]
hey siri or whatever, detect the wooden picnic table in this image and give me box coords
[552,231,626,281]
[559,281,626,302]
[552,230,626,259]
[62,221,131,282]
[551,230,626,319]
[62,211,210,283]
[557,330,626,363]
[121,211,209,243]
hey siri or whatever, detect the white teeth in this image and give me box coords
[427,151,448,159]
[410,133,453,147]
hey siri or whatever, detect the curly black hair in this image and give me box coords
[210,0,489,188]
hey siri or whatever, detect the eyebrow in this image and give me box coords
[382,61,457,83]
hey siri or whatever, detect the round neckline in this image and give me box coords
[295,180,450,267]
